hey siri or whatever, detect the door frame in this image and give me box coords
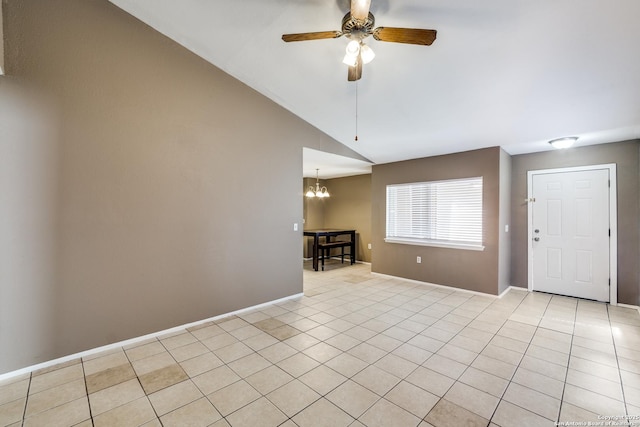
[527,164,618,304]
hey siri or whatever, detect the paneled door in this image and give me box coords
[530,168,610,301]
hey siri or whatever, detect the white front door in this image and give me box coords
[530,168,610,302]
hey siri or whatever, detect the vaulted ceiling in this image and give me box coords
[110,0,640,177]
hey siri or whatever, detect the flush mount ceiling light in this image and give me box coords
[549,136,578,149]
[306,169,330,198]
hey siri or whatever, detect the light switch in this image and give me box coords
[293,223,298,231]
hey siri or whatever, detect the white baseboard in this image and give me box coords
[370,272,517,299]
[0,292,304,383]
[498,285,528,298]
[617,303,640,314]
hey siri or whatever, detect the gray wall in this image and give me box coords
[0,81,58,374]
[510,140,640,305]
[498,149,512,294]
[371,147,502,295]
[0,1,4,73]
[1,0,364,374]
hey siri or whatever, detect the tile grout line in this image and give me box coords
[127,339,164,425]
[607,304,632,425]
[79,359,94,426]
[550,296,578,425]
[20,372,32,427]
[482,291,553,425]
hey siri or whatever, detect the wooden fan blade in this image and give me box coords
[347,58,362,82]
[373,27,437,45]
[282,31,342,42]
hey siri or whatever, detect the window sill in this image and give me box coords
[384,237,485,251]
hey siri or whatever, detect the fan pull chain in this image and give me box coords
[355,81,358,141]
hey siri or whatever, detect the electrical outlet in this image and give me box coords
[416,256,421,264]
[368,243,372,250]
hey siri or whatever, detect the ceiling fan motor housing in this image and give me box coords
[342,12,375,41]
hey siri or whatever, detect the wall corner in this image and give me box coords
[498,148,512,294]
[1,0,4,75]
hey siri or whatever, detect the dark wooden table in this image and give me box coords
[304,229,356,271]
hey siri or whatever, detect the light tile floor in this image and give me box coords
[2,261,640,427]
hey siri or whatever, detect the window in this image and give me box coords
[385,177,484,250]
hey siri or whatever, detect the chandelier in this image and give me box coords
[306,169,330,198]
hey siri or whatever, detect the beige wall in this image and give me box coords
[303,178,326,229]
[510,140,640,305]
[303,174,372,263]
[371,147,502,295]
[1,0,364,374]
[321,174,372,263]
[303,177,326,258]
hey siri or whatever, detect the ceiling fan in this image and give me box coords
[282,0,437,81]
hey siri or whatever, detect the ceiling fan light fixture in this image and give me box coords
[360,44,375,64]
[549,136,578,149]
[342,53,358,66]
[346,40,360,56]
[343,40,361,66]
[281,0,438,82]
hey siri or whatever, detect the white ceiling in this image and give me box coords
[303,148,372,179]
[110,0,640,171]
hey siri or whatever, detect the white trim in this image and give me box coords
[498,285,527,298]
[0,292,304,383]
[527,163,617,304]
[371,272,520,299]
[617,303,640,314]
[384,237,485,251]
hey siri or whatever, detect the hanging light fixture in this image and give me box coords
[306,169,330,198]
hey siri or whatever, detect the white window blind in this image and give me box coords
[386,177,483,250]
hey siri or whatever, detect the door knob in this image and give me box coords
[534,237,540,242]
[534,229,540,233]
